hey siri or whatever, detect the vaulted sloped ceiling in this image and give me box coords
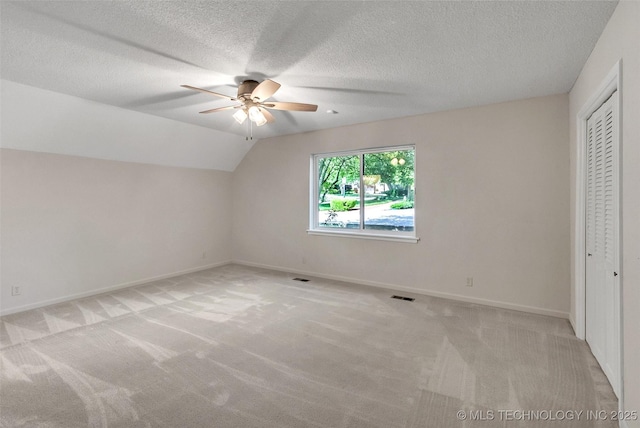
[1,1,617,143]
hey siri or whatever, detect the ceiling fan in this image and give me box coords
[181,79,318,127]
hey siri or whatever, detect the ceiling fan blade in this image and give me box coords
[262,101,318,112]
[181,85,236,101]
[260,108,275,123]
[199,105,241,114]
[251,79,281,101]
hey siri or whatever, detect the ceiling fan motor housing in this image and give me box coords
[238,80,260,100]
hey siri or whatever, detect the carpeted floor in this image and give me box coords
[0,264,617,427]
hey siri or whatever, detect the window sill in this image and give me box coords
[307,229,419,243]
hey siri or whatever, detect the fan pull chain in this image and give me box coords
[245,116,254,140]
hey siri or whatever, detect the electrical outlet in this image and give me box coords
[466,277,473,287]
[11,286,21,296]
[202,251,206,259]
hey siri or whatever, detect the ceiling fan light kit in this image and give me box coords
[248,106,267,126]
[181,79,318,138]
[233,108,248,125]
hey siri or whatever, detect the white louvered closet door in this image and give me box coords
[585,91,620,397]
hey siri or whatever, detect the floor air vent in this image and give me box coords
[391,295,415,302]
[293,278,310,282]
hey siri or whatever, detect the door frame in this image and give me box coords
[573,60,623,399]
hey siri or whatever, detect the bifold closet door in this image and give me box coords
[585,90,620,396]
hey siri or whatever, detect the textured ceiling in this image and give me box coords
[1,1,617,140]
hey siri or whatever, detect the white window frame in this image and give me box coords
[308,145,419,243]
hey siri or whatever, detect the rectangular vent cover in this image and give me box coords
[391,295,415,302]
[293,278,310,282]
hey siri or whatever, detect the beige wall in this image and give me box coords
[569,1,640,425]
[0,149,232,314]
[232,94,570,317]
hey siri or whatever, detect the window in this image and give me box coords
[309,146,417,242]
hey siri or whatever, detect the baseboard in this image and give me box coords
[233,260,570,319]
[1,259,571,320]
[618,397,632,428]
[0,261,232,316]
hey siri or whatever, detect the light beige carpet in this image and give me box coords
[0,264,617,427]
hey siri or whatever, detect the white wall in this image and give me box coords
[232,94,570,318]
[569,1,640,425]
[0,80,254,172]
[0,149,232,314]
[0,81,241,315]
